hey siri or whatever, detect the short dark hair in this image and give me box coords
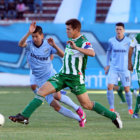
[65,19,81,31]
[116,22,125,28]
[33,26,43,34]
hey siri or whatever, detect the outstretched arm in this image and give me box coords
[47,38,64,58]
[18,22,36,47]
[67,40,95,57]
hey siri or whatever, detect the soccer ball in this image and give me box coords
[0,114,5,126]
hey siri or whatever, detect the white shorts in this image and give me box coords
[107,69,131,87]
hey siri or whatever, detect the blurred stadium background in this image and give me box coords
[0,0,140,89]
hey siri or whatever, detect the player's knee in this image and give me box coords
[53,92,61,101]
[31,84,37,90]
[81,103,92,110]
[53,106,60,111]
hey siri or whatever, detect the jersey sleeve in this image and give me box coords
[25,40,32,51]
[50,47,57,54]
[107,39,112,51]
[81,41,93,50]
[130,37,137,48]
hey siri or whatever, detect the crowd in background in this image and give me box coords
[0,0,43,20]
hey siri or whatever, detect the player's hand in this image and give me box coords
[29,21,36,34]
[104,66,110,75]
[47,38,56,47]
[128,63,133,72]
[67,40,77,49]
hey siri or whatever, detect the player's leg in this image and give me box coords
[30,71,38,94]
[76,92,123,129]
[107,84,115,112]
[9,81,84,126]
[53,92,85,122]
[54,92,80,112]
[114,81,126,103]
[9,81,56,123]
[31,84,38,94]
[121,71,133,114]
[132,71,140,118]
[45,95,83,126]
[124,86,133,114]
[106,69,118,112]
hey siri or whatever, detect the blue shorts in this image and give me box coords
[107,69,131,87]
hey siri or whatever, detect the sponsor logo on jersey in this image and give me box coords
[113,49,126,53]
[31,53,48,61]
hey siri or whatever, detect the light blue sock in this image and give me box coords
[125,91,132,110]
[33,88,39,95]
[58,106,81,121]
[107,90,114,109]
[60,94,79,111]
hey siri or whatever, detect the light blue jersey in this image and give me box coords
[108,36,131,71]
[25,40,57,79]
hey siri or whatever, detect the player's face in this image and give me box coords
[116,26,125,39]
[66,25,78,39]
[32,32,43,46]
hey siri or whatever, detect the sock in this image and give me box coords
[117,88,126,102]
[33,88,39,95]
[58,106,81,121]
[92,102,116,121]
[60,94,79,111]
[134,95,140,114]
[21,95,44,118]
[125,91,132,110]
[130,88,134,92]
[107,90,114,109]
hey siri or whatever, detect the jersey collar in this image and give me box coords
[33,40,44,48]
[116,36,125,42]
[71,35,82,41]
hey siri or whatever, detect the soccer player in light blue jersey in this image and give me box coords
[105,22,133,114]
[9,22,86,127]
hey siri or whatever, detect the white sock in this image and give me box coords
[58,106,81,121]
[125,91,132,110]
[60,94,79,111]
[107,90,114,109]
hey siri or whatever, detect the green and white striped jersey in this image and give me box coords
[130,33,140,70]
[60,35,93,76]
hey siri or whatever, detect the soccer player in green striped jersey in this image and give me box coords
[25,19,123,128]
[129,33,140,118]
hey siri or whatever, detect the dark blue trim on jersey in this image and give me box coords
[33,40,44,48]
[116,36,125,42]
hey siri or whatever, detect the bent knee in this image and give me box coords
[53,92,61,101]
[81,102,93,110]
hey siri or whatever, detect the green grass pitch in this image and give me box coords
[0,87,140,140]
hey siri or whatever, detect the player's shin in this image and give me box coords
[21,95,44,118]
[92,101,116,121]
[60,94,79,111]
[134,94,140,114]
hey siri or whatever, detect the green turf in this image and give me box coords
[0,87,140,140]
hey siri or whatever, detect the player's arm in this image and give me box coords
[128,47,134,71]
[47,38,64,58]
[19,22,36,48]
[67,40,95,57]
[104,50,111,75]
[50,54,54,60]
